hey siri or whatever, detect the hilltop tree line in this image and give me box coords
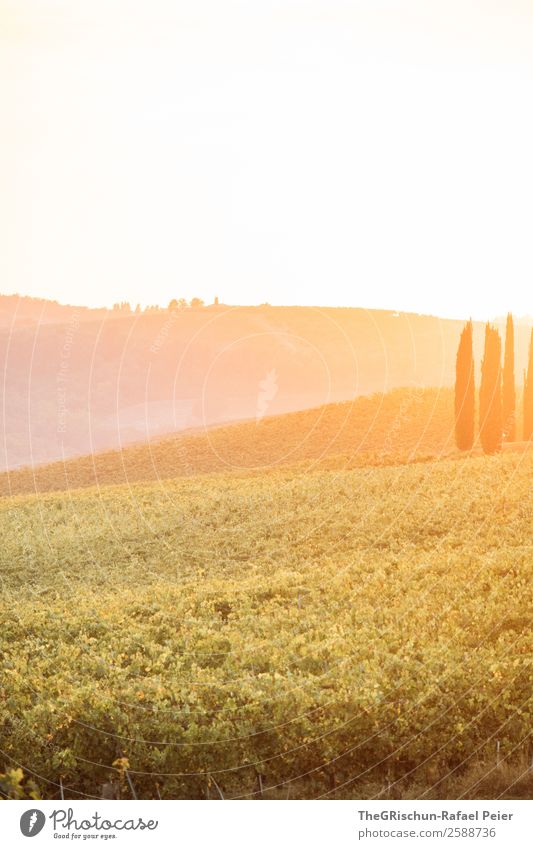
[455,314,533,453]
[111,297,214,313]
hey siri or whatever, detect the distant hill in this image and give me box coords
[0,296,530,470]
[0,387,459,496]
[0,293,110,327]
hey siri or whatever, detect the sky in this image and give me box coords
[1,0,533,319]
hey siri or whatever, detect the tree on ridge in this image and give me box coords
[523,329,533,442]
[454,320,475,450]
[502,313,516,441]
[479,323,502,454]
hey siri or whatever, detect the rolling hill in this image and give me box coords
[1,295,531,471]
[0,387,457,497]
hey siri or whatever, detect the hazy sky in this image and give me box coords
[1,1,533,318]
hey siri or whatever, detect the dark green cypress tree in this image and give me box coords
[502,313,516,441]
[523,329,533,442]
[479,323,502,454]
[454,320,475,450]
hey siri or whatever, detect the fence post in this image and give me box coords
[125,769,138,800]
[209,774,225,800]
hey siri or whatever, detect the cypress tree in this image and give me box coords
[502,313,516,441]
[454,320,475,450]
[479,323,502,454]
[523,329,533,442]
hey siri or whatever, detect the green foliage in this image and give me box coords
[0,768,40,800]
[0,453,531,798]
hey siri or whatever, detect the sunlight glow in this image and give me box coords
[1,1,533,318]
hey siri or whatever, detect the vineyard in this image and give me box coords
[1,448,531,799]
[0,387,456,497]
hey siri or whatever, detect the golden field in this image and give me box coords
[1,436,531,799]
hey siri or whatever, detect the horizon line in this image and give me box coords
[1,291,532,326]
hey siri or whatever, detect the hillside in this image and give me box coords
[0,387,457,497]
[1,451,531,799]
[1,297,531,470]
[0,294,111,328]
